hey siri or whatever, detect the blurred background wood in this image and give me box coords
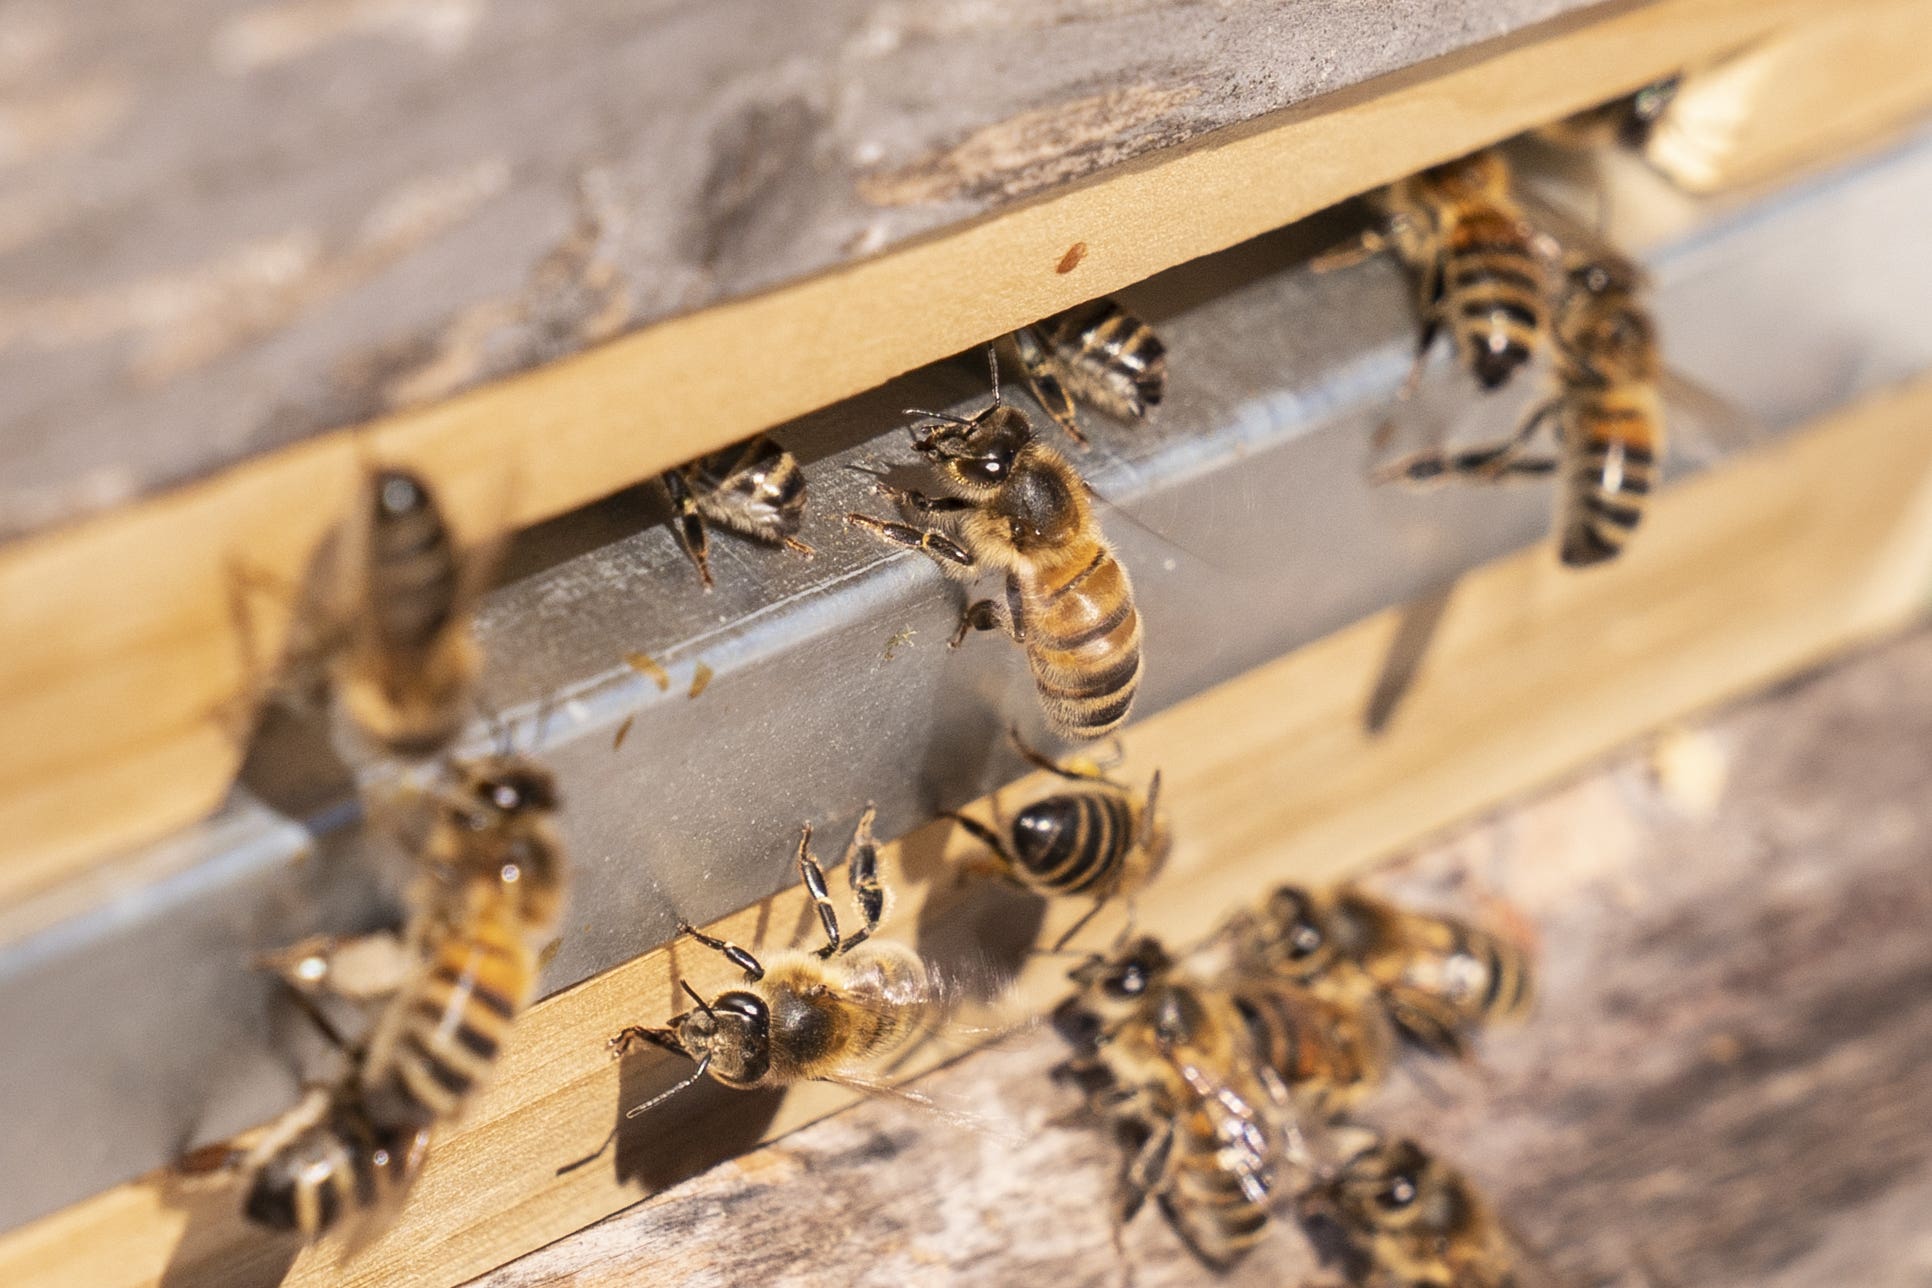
[474,624,1932,1288]
[1649,0,1932,191]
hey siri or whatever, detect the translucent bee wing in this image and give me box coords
[819,1069,1026,1146]
[1656,366,1767,467]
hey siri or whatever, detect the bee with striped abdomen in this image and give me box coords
[1006,298,1167,447]
[1319,1135,1521,1288]
[1053,936,1289,1268]
[846,351,1143,740]
[1223,970,1394,1123]
[314,467,495,759]
[609,807,949,1109]
[662,434,813,589]
[1374,251,1662,568]
[944,730,1164,948]
[1222,885,1535,1060]
[1319,149,1548,429]
[229,752,566,1239]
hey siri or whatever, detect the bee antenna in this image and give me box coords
[679,979,718,1022]
[986,345,1001,405]
[623,1051,713,1119]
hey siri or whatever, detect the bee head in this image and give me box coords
[1064,935,1172,1031]
[1560,256,1655,380]
[673,990,771,1087]
[1336,1137,1466,1240]
[436,755,565,918]
[911,403,1035,498]
[462,756,561,818]
[1257,885,1337,976]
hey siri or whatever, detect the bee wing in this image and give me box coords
[820,1069,1026,1145]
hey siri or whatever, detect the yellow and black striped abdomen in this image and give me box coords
[1008,789,1135,895]
[1560,385,1662,567]
[1050,299,1168,421]
[363,469,462,653]
[1022,542,1142,740]
[1441,209,1547,390]
[369,914,534,1122]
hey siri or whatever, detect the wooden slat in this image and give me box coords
[0,0,1836,890]
[1648,0,1932,191]
[4,370,1931,1288]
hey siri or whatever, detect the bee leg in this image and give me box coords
[942,810,1021,877]
[1049,896,1112,952]
[256,931,413,1005]
[1007,725,1120,788]
[1134,770,1162,850]
[676,921,766,982]
[794,824,847,960]
[844,513,975,570]
[951,576,1024,648]
[608,1024,685,1059]
[661,470,716,590]
[1011,326,1088,446]
[1374,398,1561,486]
[835,803,885,954]
[1119,1118,1177,1223]
[1308,226,1389,274]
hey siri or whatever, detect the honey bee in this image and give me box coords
[324,468,492,759]
[608,806,948,1108]
[846,351,1143,740]
[661,434,813,589]
[944,729,1164,947]
[1377,251,1661,568]
[1321,1135,1519,1288]
[1005,298,1168,447]
[1533,76,1681,151]
[1053,937,1296,1267]
[230,753,566,1237]
[1221,885,1535,1059]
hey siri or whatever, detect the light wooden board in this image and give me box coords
[1649,0,1932,191]
[4,370,1932,1288]
[0,0,1837,888]
[473,625,1932,1287]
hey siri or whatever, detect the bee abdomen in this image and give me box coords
[366,470,461,650]
[244,1130,355,1237]
[1054,300,1168,419]
[1010,791,1134,894]
[1443,214,1546,390]
[1167,1116,1273,1264]
[379,920,531,1122]
[1027,549,1142,739]
[1562,402,1659,567]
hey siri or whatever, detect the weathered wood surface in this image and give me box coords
[0,0,1609,538]
[474,626,1932,1288]
[1648,0,1932,191]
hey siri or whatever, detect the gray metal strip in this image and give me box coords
[4,126,1932,1230]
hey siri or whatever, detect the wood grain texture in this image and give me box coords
[0,0,1837,885]
[1648,0,1932,191]
[472,624,1932,1288]
[0,0,1608,539]
[4,371,1932,1288]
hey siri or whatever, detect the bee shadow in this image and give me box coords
[152,1165,303,1288]
[596,1049,787,1195]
